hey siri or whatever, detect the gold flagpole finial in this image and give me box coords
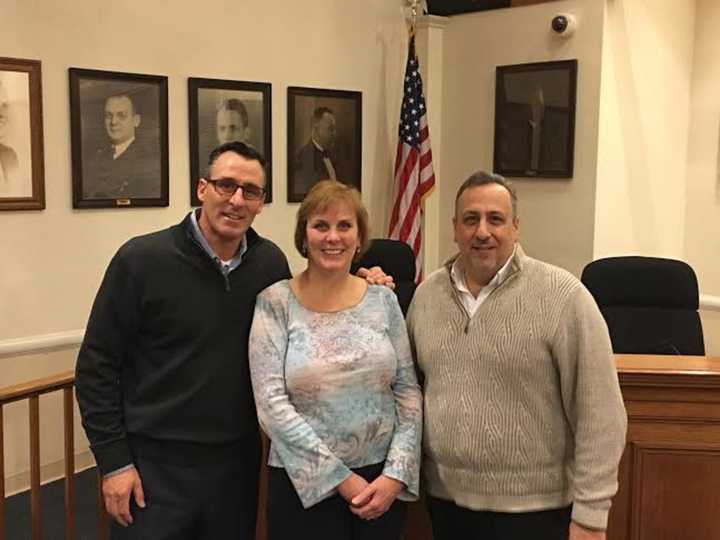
[407,0,419,37]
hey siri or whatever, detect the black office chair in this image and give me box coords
[581,256,705,355]
[352,239,416,315]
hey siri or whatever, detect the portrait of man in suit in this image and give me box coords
[293,106,341,195]
[493,60,577,178]
[0,60,43,206]
[189,80,272,205]
[0,80,20,187]
[287,88,361,203]
[83,92,161,199]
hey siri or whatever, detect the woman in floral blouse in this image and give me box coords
[249,180,422,540]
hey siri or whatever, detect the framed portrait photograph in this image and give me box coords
[287,87,361,203]
[493,59,578,178]
[0,57,44,210]
[188,77,272,205]
[69,68,168,208]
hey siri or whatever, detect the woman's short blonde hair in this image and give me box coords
[294,180,370,260]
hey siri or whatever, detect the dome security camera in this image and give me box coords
[551,14,577,37]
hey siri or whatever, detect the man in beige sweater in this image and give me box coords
[406,171,627,540]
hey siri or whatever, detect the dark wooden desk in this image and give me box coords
[608,354,720,540]
[258,355,720,540]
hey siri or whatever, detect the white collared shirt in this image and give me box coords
[113,137,135,159]
[312,138,337,180]
[451,245,517,316]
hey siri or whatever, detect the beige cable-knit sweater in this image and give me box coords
[407,246,627,530]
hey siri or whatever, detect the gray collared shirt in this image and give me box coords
[189,209,247,274]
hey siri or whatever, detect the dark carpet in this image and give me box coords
[5,467,107,540]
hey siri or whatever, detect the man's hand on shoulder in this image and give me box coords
[102,466,146,527]
[356,266,395,290]
[569,521,606,540]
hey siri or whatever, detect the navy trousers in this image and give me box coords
[110,440,260,540]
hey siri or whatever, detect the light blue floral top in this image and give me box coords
[249,280,422,509]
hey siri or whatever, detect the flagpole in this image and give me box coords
[390,0,436,282]
[408,0,418,38]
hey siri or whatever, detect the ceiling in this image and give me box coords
[426,0,556,16]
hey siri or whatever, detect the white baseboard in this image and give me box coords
[5,450,96,497]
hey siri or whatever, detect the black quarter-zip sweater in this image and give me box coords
[75,214,291,474]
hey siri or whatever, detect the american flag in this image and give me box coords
[388,35,435,282]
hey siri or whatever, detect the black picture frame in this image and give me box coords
[287,86,361,203]
[0,57,45,210]
[69,68,168,208]
[493,59,577,178]
[188,77,272,206]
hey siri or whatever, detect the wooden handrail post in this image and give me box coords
[0,372,105,539]
[63,388,76,539]
[29,395,41,540]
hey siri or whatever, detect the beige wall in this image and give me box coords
[701,310,720,356]
[3,0,720,491]
[594,0,695,260]
[685,0,720,298]
[1,0,407,342]
[1,0,408,485]
[438,0,605,276]
[685,0,720,353]
[594,0,720,352]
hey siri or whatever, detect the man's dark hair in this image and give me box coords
[105,93,138,115]
[455,171,518,218]
[312,106,334,124]
[207,141,266,176]
[219,98,249,129]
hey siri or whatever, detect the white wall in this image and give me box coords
[1,0,409,485]
[685,0,720,298]
[594,0,720,353]
[439,0,605,276]
[685,0,720,354]
[594,0,695,260]
[3,0,720,492]
[1,0,408,342]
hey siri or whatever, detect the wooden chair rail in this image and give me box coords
[0,371,75,405]
[0,371,107,540]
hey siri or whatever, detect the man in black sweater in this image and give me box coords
[76,142,289,539]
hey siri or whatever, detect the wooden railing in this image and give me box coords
[0,371,108,540]
[0,372,424,540]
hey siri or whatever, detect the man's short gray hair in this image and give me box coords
[454,171,518,218]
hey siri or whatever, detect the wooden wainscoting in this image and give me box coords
[607,355,720,540]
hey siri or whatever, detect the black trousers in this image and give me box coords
[427,496,572,540]
[110,440,260,540]
[267,463,407,540]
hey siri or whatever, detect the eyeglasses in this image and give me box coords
[204,178,266,201]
